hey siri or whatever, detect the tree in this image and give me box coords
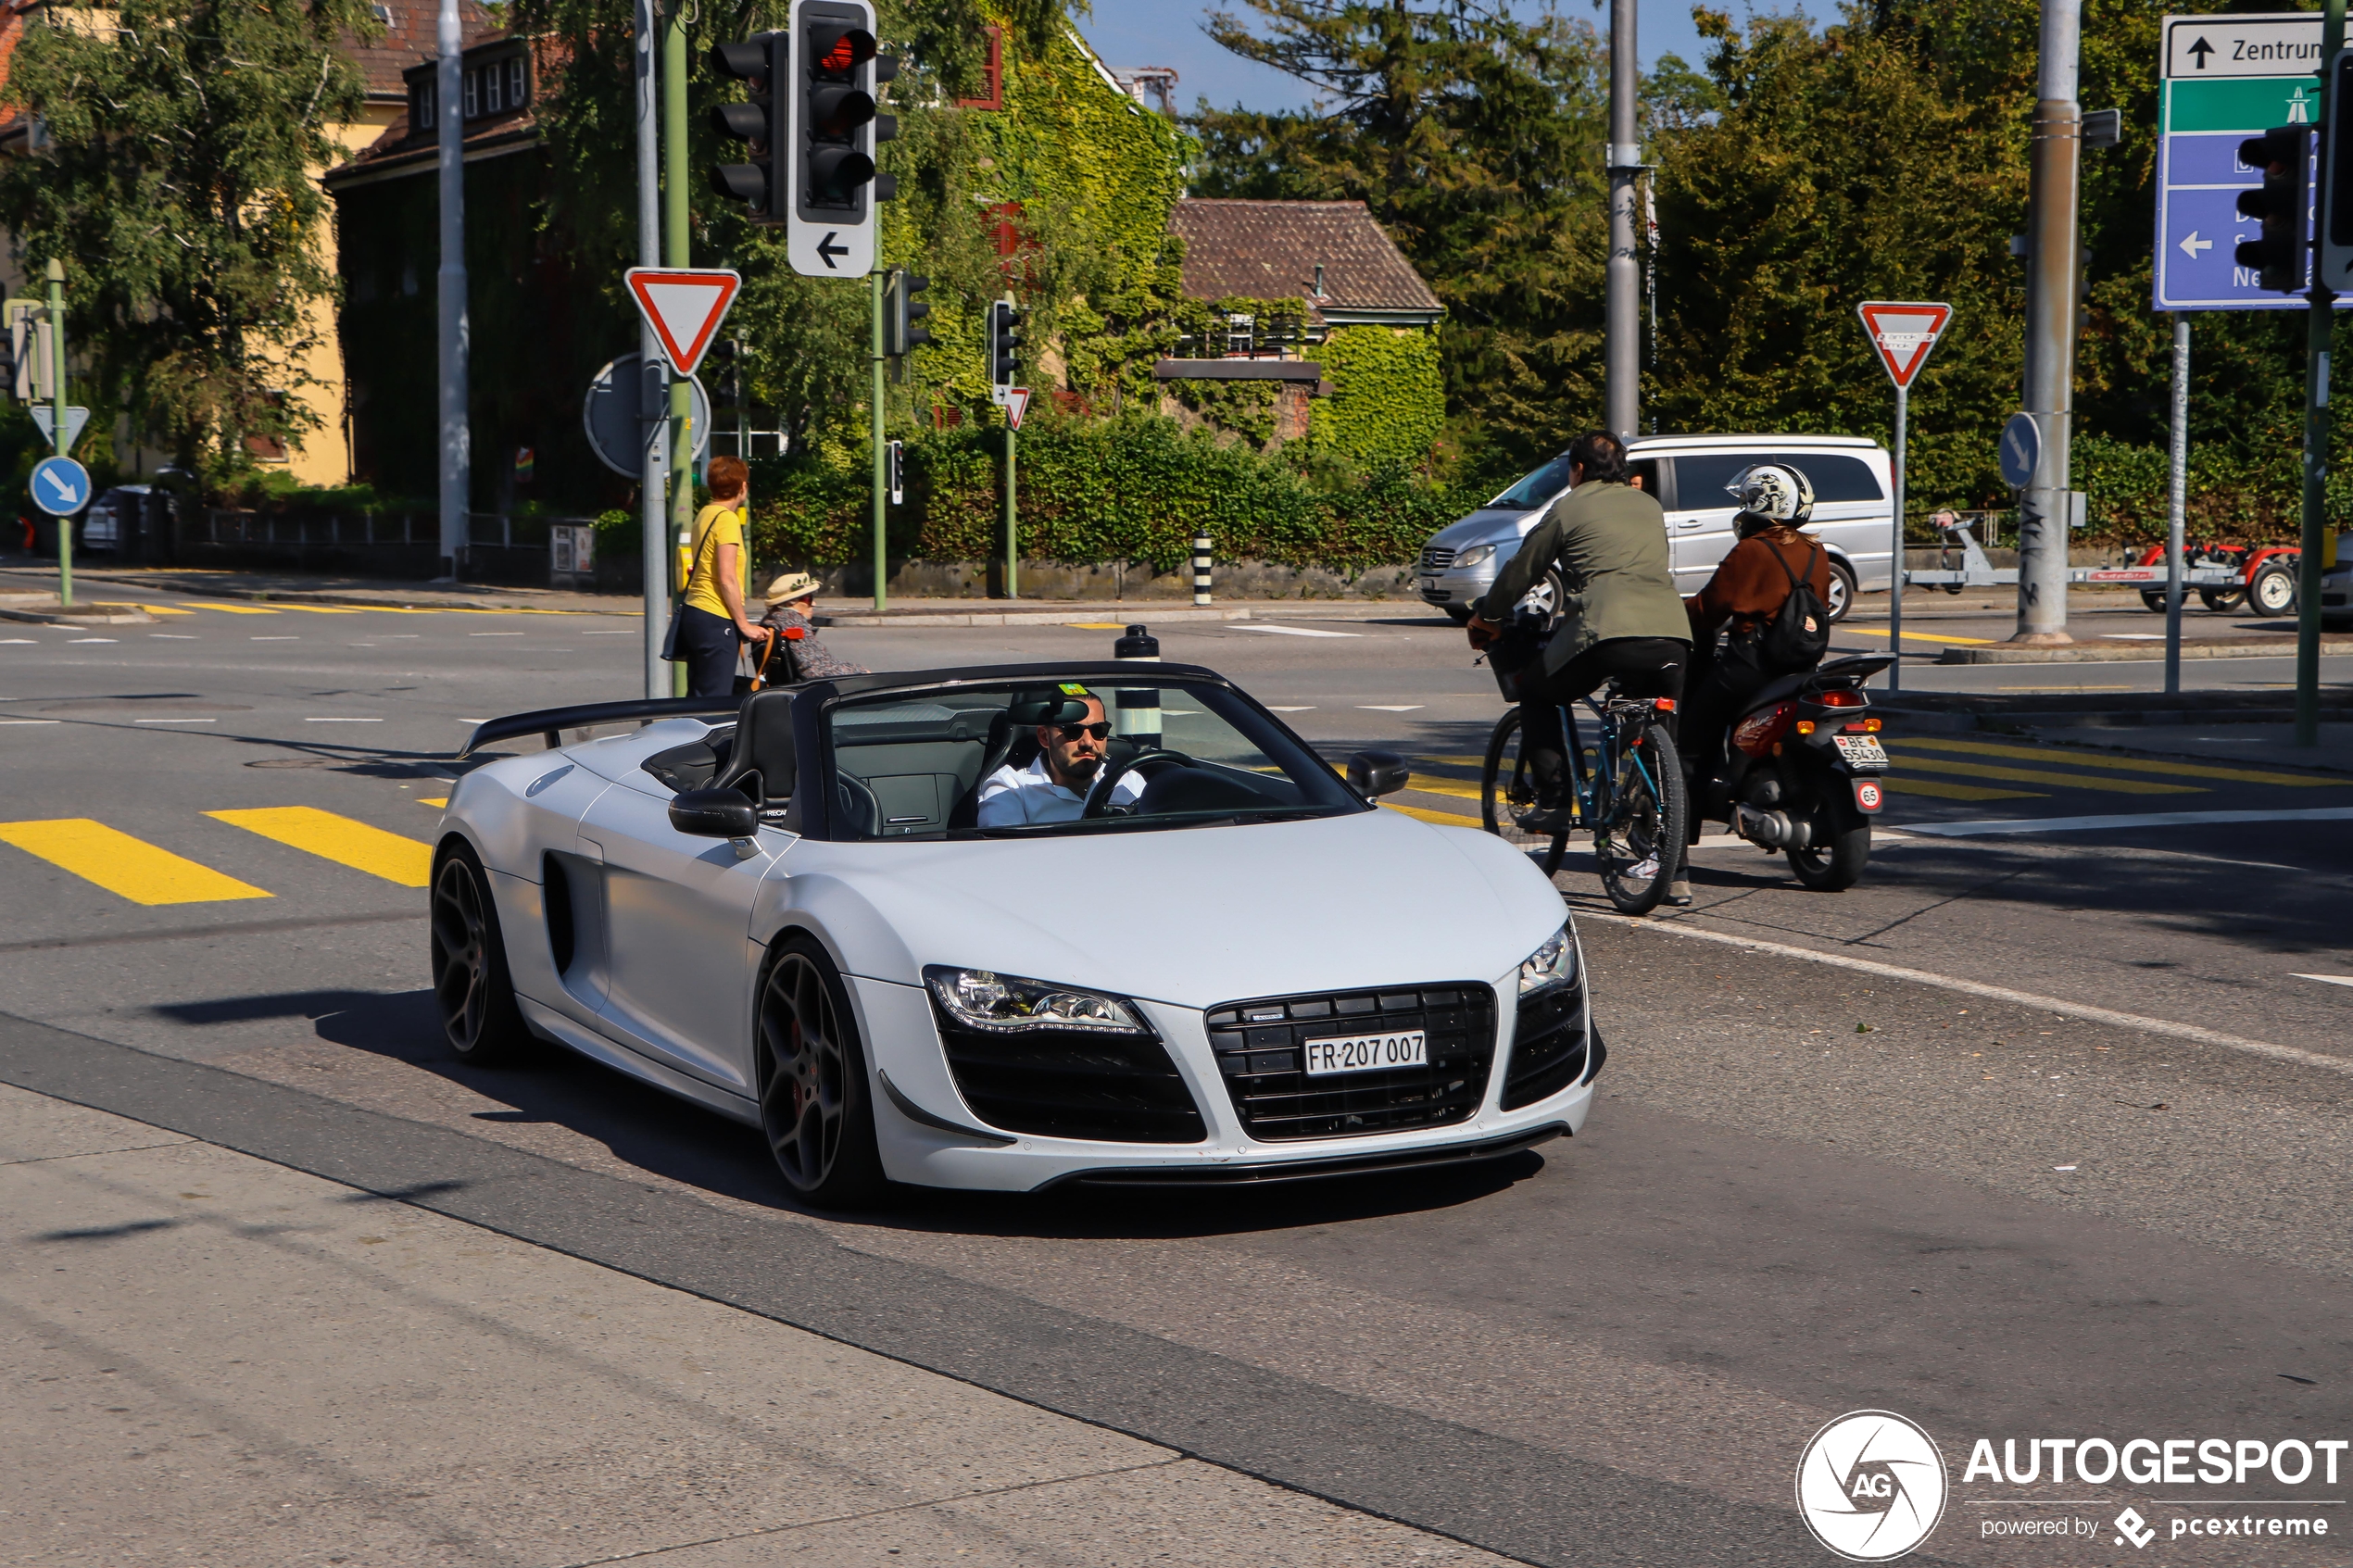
[0,0,378,485]
[1191,0,1611,466]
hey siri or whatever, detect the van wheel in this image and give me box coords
[1824,561,1856,623]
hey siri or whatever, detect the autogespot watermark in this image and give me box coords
[1797,1415,2347,1561]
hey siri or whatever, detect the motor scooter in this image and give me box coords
[1698,655,1894,890]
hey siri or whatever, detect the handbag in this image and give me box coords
[659,510,729,662]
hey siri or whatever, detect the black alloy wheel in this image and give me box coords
[756,938,886,1208]
[428,844,530,1064]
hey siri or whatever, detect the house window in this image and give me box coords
[484,63,502,113]
[509,57,527,107]
[955,24,1003,110]
[1227,313,1254,356]
[412,80,434,130]
[462,69,477,118]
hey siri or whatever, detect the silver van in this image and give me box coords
[1416,434,1895,624]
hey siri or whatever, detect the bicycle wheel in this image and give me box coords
[1480,707,1567,878]
[1592,721,1687,916]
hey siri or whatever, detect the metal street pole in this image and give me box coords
[2296,0,2348,747]
[45,259,70,608]
[2165,317,2189,697]
[2015,0,2082,646]
[435,0,469,583]
[1604,0,1639,439]
[871,269,887,612]
[664,0,692,698]
[1888,383,1907,692]
[1003,420,1018,598]
[636,0,668,699]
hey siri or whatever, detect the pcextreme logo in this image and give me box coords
[1796,1411,1950,1562]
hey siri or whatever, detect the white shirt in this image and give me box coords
[975,754,1146,827]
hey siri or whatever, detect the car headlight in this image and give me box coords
[1453,543,1495,569]
[1517,925,1580,997]
[925,966,1146,1034]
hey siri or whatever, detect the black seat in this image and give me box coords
[713,689,796,804]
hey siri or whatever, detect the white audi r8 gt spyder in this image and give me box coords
[431,662,1602,1206]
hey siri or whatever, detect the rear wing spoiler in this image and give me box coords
[454,696,739,761]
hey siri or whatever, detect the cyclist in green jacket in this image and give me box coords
[1467,431,1690,834]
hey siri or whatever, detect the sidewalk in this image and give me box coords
[0,1081,1504,1568]
[0,561,632,616]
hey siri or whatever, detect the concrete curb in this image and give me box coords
[1940,636,2353,664]
[0,596,155,626]
[815,601,1452,629]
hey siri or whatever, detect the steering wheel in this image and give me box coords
[1080,747,1203,819]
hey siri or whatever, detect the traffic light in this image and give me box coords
[784,0,898,277]
[708,35,782,220]
[2235,123,2312,294]
[708,338,744,408]
[885,270,931,365]
[2322,49,2353,292]
[988,298,1022,390]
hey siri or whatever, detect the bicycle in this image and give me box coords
[1479,678,1689,915]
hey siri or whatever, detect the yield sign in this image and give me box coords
[1004,387,1032,431]
[1855,300,1952,389]
[625,268,742,376]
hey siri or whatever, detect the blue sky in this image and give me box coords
[1072,0,1813,117]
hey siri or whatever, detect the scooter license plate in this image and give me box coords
[1833,734,1889,769]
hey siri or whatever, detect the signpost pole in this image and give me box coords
[2165,317,2190,696]
[1889,382,1907,693]
[45,259,69,609]
[663,0,692,699]
[2296,0,2347,747]
[1003,419,1018,599]
[871,268,887,613]
[635,0,667,699]
[2016,0,2083,647]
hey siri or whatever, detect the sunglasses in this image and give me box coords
[1054,721,1113,741]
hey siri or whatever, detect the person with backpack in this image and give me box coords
[1680,463,1835,802]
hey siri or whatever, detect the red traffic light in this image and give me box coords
[808,24,875,78]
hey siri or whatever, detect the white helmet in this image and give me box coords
[1726,463,1815,526]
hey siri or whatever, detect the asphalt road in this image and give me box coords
[4,582,2351,1566]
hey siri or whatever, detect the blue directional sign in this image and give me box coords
[28,455,91,517]
[2156,13,2349,311]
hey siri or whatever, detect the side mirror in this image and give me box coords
[1347,749,1411,798]
[669,786,758,839]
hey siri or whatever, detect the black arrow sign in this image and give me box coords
[2188,35,2214,69]
[816,231,849,269]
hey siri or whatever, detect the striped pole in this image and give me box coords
[1191,533,1212,605]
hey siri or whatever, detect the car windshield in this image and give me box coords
[823,677,1363,840]
[1488,453,1578,511]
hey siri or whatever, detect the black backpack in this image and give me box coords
[1756,540,1831,673]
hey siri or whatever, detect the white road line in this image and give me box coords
[1588,912,2353,1077]
[150,633,196,640]
[1357,705,1425,712]
[1905,807,2353,837]
[1234,624,1362,638]
[69,637,118,644]
[251,635,297,641]
[133,718,216,724]
[0,719,62,724]
[0,638,36,645]
[304,717,383,723]
[2294,974,2353,990]
[582,630,633,635]
[470,632,526,637]
[1267,706,1315,712]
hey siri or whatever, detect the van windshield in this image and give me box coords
[1489,453,1578,510]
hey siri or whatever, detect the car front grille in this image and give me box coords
[1500,982,1590,1110]
[1420,546,1456,572]
[935,1010,1207,1144]
[1205,985,1496,1141]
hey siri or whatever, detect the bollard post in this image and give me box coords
[1113,623,1162,746]
[1192,533,1212,606]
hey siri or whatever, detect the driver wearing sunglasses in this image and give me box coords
[975,690,1148,827]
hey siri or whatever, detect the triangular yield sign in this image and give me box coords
[625,268,743,377]
[1856,300,1952,389]
[1005,387,1032,431]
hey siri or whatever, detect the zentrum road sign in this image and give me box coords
[2155,12,2350,311]
[1856,301,1952,387]
[624,268,743,375]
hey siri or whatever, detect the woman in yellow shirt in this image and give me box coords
[674,455,770,697]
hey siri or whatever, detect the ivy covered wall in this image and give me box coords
[1307,326,1446,469]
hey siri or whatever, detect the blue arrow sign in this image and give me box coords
[30,455,91,516]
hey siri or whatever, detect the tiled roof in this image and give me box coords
[1169,199,1442,320]
[351,0,506,98]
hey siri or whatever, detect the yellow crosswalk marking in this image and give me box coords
[277,605,364,615]
[1415,754,1490,769]
[1407,774,1485,802]
[1882,776,2045,802]
[1385,801,1482,826]
[1839,626,1995,646]
[206,807,433,886]
[1894,737,2349,789]
[137,603,194,616]
[0,819,271,905]
[1884,755,2203,795]
[183,601,279,615]
[418,797,448,808]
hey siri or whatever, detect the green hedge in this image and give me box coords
[742,413,1488,571]
[1308,326,1446,468]
[2070,435,2348,546]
